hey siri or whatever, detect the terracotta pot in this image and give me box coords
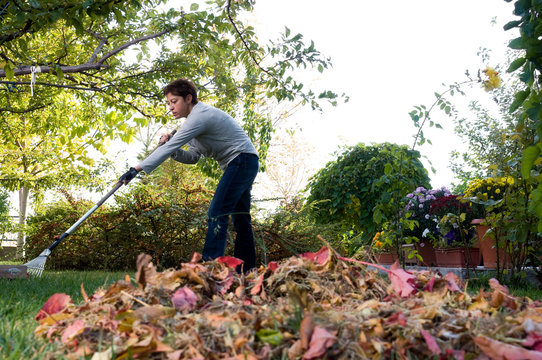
[415,241,437,267]
[434,247,480,268]
[374,252,398,265]
[471,219,511,269]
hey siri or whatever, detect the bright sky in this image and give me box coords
[250,0,517,191]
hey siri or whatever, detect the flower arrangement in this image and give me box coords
[372,230,394,253]
[403,186,452,241]
[429,195,476,248]
[464,177,514,212]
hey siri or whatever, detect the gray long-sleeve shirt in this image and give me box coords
[138,102,258,173]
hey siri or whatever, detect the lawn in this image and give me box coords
[0,267,127,360]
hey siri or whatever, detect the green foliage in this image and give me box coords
[305,143,431,240]
[0,188,10,234]
[503,1,542,232]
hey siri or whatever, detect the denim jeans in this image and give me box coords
[202,153,259,271]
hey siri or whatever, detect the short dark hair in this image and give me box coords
[163,78,198,104]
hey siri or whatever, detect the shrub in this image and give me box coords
[305,143,431,239]
[24,181,212,271]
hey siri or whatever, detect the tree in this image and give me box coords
[0,0,342,256]
[449,55,529,189]
[305,143,431,239]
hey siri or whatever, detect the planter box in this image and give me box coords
[374,252,398,265]
[434,247,480,268]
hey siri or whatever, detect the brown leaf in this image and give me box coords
[300,310,315,349]
[288,340,305,360]
[135,253,155,288]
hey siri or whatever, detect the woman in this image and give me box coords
[119,78,259,272]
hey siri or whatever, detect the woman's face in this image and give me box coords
[166,93,193,119]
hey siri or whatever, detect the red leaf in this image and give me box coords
[302,326,337,359]
[267,261,278,272]
[445,348,465,360]
[217,256,244,269]
[171,286,198,312]
[300,246,330,265]
[424,276,436,292]
[420,329,441,355]
[36,293,72,320]
[61,319,86,344]
[524,332,542,350]
[385,311,407,326]
[388,262,417,297]
[474,335,542,360]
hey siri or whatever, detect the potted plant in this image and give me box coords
[429,195,480,269]
[465,177,513,269]
[403,186,452,266]
[371,230,397,265]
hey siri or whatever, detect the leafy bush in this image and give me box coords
[305,143,431,240]
[24,180,213,271]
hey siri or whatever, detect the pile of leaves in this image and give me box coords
[34,246,542,359]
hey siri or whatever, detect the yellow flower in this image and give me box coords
[495,189,501,194]
[373,232,381,241]
[482,67,501,91]
[375,240,384,248]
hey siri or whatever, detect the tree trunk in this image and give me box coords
[16,187,29,258]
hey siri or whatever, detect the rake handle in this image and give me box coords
[45,129,177,253]
[49,181,123,251]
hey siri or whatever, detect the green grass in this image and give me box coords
[0,264,127,360]
[467,271,542,300]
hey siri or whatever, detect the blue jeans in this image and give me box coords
[202,153,259,271]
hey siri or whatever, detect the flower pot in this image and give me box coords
[434,247,480,268]
[374,252,398,265]
[415,241,437,267]
[471,219,511,269]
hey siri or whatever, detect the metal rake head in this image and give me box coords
[24,249,51,277]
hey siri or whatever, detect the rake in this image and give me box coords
[24,182,124,277]
[24,129,177,277]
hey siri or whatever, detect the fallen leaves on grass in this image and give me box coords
[34,246,542,359]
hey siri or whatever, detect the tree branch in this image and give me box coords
[0,29,172,78]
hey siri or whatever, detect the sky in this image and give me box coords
[6,1,520,214]
[249,0,518,194]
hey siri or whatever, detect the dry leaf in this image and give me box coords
[36,293,72,320]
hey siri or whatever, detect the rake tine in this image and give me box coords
[24,249,51,277]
